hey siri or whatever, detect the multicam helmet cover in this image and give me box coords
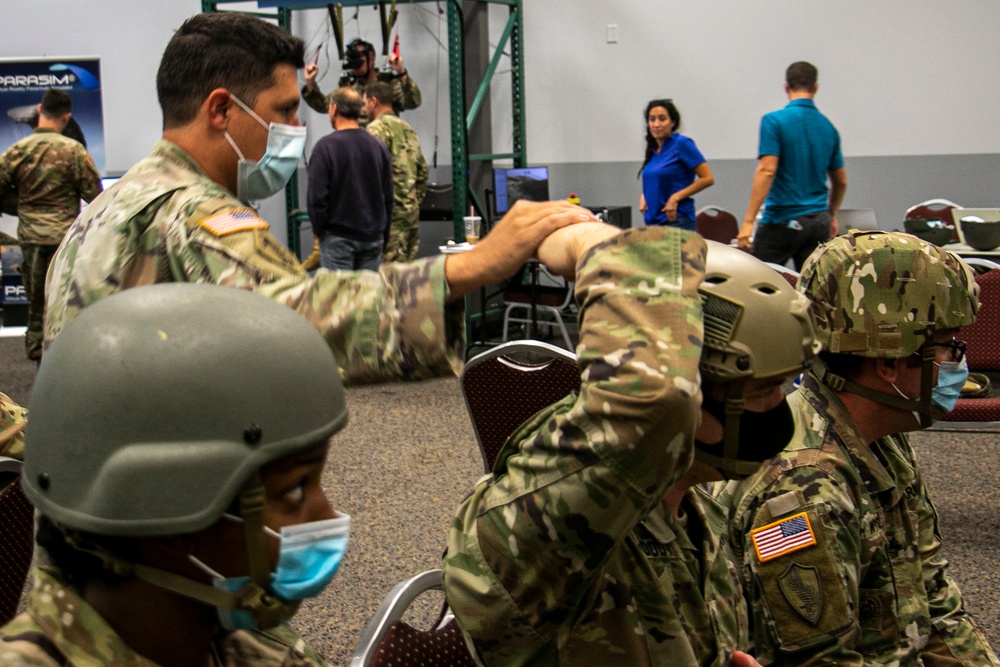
[798,230,978,359]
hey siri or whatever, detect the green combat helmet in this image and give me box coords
[797,229,979,427]
[696,240,820,477]
[23,282,347,629]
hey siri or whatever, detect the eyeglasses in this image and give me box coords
[933,338,966,363]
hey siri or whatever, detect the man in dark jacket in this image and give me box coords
[307,87,393,271]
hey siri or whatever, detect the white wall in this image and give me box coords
[520,1,1000,163]
[2,1,998,238]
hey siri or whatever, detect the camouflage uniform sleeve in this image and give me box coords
[0,146,12,191]
[735,468,864,666]
[397,73,421,110]
[0,391,27,460]
[445,227,706,657]
[301,84,329,114]
[183,202,463,384]
[414,143,428,203]
[77,148,102,203]
[219,626,333,666]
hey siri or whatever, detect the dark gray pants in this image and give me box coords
[752,211,831,270]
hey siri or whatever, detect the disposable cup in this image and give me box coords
[464,216,482,244]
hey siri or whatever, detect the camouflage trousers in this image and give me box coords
[19,243,58,361]
[382,215,419,263]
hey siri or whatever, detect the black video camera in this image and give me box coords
[341,39,374,74]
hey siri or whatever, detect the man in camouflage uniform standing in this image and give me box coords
[365,81,428,262]
[42,13,594,379]
[723,231,998,665]
[443,225,818,666]
[301,38,420,126]
[1,282,349,666]
[0,89,101,362]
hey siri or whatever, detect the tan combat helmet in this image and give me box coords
[696,240,820,477]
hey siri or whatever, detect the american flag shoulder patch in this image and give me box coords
[199,208,269,237]
[751,511,817,563]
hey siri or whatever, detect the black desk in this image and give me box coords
[587,205,632,230]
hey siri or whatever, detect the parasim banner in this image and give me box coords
[0,57,105,174]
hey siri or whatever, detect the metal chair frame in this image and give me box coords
[350,569,473,667]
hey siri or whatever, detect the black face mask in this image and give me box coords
[694,394,795,480]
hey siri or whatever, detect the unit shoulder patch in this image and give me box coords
[777,562,824,625]
[199,208,269,237]
[751,511,817,563]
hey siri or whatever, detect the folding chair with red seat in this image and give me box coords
[0,458,35,625]
[461,340,580,472]
[695,205,739,245]
[350,569,476,667]
[935,268,1000,432]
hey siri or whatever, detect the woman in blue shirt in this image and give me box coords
[639,99,715,230]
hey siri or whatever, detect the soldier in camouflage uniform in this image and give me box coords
[301,38,421,126]
[364,81,428,263]
[0,89,101,361]
[443,226,818,666]
[722,230,999,665]
[0,391,26,460]
[42,13,594,378]
[1,282,349,666]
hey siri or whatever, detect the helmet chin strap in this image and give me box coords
[693,381,764,479]
[66,475,298,630]
[813,343,940,428]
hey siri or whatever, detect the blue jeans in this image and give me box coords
[753,211,831,270]
[320,233,383,272]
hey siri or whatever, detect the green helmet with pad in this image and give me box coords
[24,282,347,535]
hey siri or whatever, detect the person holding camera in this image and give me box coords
[302,38,420,126]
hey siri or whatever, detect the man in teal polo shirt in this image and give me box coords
[737,61,847,269]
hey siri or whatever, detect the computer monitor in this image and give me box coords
[494,166,549,214]
[100,176,120,190]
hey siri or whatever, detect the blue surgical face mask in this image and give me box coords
[225,94,306,203]
[931,358,968,413]
[189,513,350,631]
[266,514,351,601]
[891,357,969,426]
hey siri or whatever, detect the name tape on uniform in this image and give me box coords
[199,208,268,237]
[750,511,817,563]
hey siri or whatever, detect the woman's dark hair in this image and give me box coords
[639,99,681,177]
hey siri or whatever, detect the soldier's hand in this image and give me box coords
[388,53,405,74]
[730,651,763,667]
[444,200,598,301]
[536,222,620,279]
[304,63,318,89]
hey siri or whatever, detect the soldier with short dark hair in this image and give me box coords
[43,12,595,378]
[0,88,101,362]
[723,231,999,665]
